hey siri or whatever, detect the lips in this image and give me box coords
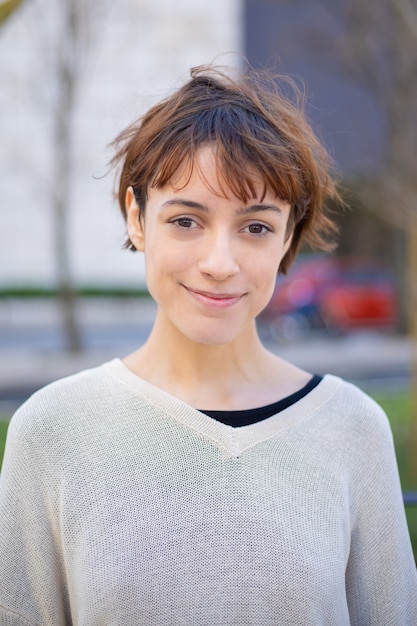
[183,286,245,309]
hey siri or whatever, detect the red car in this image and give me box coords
[258,255,397,340]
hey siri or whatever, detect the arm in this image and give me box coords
[0,406,69,626]
[345,402,417,625]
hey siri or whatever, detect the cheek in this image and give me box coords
[258,245,286,277]
[144,239,193,279]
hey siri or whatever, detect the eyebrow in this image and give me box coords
[160,199,284,215]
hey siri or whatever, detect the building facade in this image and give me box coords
[0,0,242,288]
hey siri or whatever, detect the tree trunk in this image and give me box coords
[52,2,82,352]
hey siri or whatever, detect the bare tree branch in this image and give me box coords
[392,0,417,40]
[0,0,25,24]
[25,0,105,351]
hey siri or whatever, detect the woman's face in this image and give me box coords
[126,146,292,346]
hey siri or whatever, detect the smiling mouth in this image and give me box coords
[183,286,245,308]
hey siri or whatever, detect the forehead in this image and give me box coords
[163,145,274,203]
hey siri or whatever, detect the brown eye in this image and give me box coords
[174,217,194,228]
[246,223,271,235]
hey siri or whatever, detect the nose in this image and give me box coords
[197,230,240,280]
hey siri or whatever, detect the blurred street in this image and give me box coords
[0,297,411,417]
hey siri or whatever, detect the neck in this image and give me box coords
[123,307,309,410]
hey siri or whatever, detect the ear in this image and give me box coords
[126,186,145,252]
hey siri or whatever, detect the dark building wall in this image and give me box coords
[243,0,383,176]
[243,0,406,329]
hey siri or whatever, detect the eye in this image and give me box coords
[172,217,196,229]
[244,223,273,235]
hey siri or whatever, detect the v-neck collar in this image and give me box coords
[105,358,343,457]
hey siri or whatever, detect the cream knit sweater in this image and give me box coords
[0,358,416,625]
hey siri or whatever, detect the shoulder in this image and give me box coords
[319,374,390,432]
[6,359,126,452]
[304,375,394,460]
[313,375,396,470]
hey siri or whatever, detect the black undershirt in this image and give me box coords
[199,374,322,427]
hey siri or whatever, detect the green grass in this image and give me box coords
[1,390,416,560]
[374,392,413,485]
[0,286,151,298]
[0,420,8,466]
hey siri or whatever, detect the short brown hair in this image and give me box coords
[110,64,340,274]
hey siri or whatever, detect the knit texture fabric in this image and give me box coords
[0,358,416,625]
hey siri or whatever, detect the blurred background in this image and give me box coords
[0,0,416,552]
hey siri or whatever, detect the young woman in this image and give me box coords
[1,65,416,625]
